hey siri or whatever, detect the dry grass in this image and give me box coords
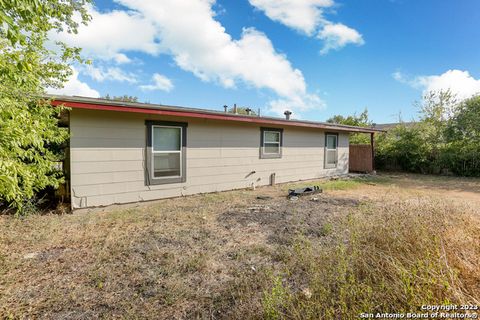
[261,198,480,319]
[1,173,479,319]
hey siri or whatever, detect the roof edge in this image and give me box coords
[47,94,383,134]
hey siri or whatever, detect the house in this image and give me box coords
[50,95,380,209]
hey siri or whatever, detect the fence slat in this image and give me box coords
[349,144,373,173]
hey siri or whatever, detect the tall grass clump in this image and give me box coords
[261,198,480,319]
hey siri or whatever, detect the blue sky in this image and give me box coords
[48,0,480,123]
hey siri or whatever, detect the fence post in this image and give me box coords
[371,133,375,172]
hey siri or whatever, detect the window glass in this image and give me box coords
[264,143,280,154]
[265,131,280,143]
[153,153,181,177]
[326,150,337,165]
[325,134,338,167]
[260,128,282,158]
[326,135,337,149]
[153,127,181,151]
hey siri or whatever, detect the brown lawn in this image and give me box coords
[1,173,479,319]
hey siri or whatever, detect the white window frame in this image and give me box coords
[325,133,338,169]
[151,125,183,180]
[263,130,281,155]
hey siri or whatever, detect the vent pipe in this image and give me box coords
[245,107,252,115]
[233,103,238,114]
[223,105,228,113]
[284,110,292,120]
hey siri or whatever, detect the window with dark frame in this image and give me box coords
[325,133,338,168]
[260,127,283,159]
[145,120,187,185]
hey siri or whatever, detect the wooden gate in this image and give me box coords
[349,144,373,173]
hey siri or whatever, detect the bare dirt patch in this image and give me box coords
[218,195,360,245]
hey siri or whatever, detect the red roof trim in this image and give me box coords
[52,100,377,133]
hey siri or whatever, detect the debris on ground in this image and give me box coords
[256,195,273,200]
[23,252,39,260]
[247,205,273,213]
[302,288,313,299]
[288,186,322,198]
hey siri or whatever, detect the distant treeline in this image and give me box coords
[328,91,480,176]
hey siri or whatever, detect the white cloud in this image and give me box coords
[249,0,364,54]
[47,68,100,98]
[51,0,324,115]
[249,0,334,35]
[84,65,137,83]
[318,23,364,54]
[394,69,480,100]
[392,71,406,83]
[50,4,160,63]
[140,73,174,92]
[115,0,321,115]
[268,93,325,118]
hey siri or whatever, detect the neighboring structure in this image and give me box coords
[374,122,416,131]
[50,95,381,209]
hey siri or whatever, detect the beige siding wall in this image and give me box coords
[70,109,349,208]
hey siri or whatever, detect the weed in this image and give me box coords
[181,253,208,273]
[319,222,333,236]
[263,276,290,320]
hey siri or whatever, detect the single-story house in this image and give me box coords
[50,95,380,209]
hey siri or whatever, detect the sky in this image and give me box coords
[48,0,480,123]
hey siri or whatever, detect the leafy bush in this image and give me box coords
[443,95,480,176]
[0,99,68,212]
[375,91,480,176]
[0,1,90,213]
[375,123,437,173]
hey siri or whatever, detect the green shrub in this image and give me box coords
[0,99,69,213]
[375,92,480,176]
[0,0,91,214]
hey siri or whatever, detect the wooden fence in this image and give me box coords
[349,144,373,173]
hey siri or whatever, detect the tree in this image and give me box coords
[0,0,91,213]
[442,95,480,176]
[326,109,370,127]
[374,90,478,175]
[416,90,457,151]
[445,95,480,144]
[418,90,457,125]
[326,109,372,144]
[375,123,434,173]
